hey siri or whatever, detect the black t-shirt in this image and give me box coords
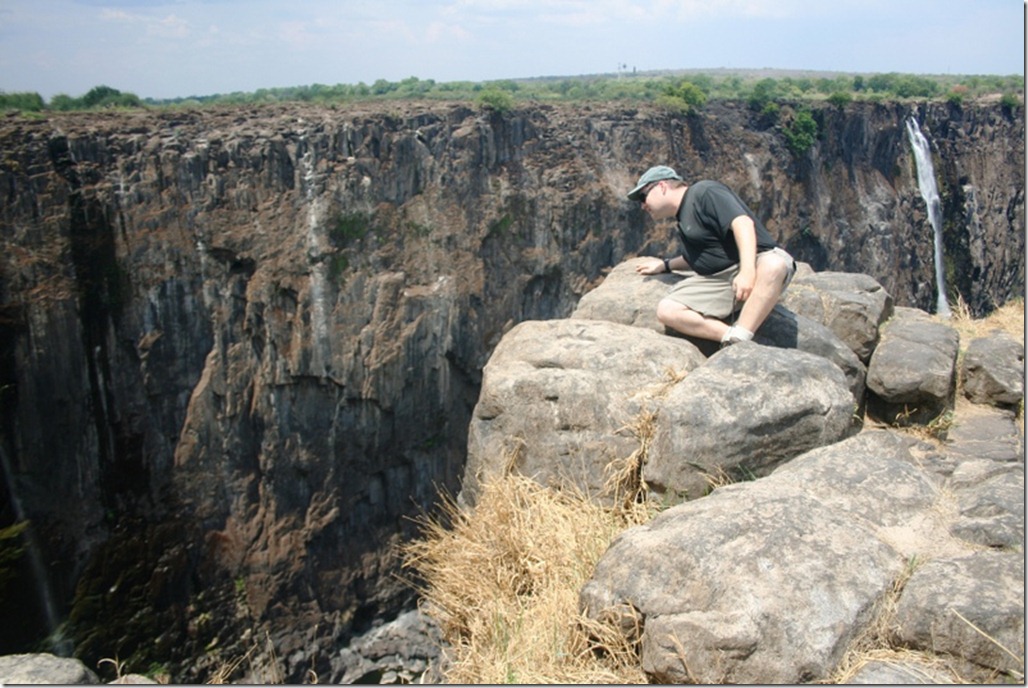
[676,180,777,275]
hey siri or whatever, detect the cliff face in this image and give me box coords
[0,99,1022,680]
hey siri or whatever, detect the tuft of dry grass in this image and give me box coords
[402,474,650,684]
[949,296,1024,344]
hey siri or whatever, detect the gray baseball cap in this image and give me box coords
[627,165,683,202]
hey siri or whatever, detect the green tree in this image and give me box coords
[656,79,707,114]
[867,73,898,93]
[81,85,142,108]
[0,91,45,111]
[783,108,818,155]
[748,78,779,111]
[371,79,396,95]
[476,88,514,113]
[827,91,852,108]
[1000,92,1021,109]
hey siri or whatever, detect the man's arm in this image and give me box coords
[730,215,757,300]
[635,255,689,275]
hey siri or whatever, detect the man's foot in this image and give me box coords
[720,325,754,348]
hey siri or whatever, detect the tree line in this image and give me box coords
[1,70,1022,114]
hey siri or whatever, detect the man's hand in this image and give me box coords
[730,215,758,301]
[635,257,668,275]
[733,267,756,301]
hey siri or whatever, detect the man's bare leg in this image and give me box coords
[656,299,731,342]
[732,251,793,336]
[657,252,793,343]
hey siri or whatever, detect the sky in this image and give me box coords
[0,0,1024,101]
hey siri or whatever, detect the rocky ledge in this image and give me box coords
[460,259,1023,684]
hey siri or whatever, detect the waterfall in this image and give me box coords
[0,444,71,655]
[905,117,952,318]
[301,141,332,375]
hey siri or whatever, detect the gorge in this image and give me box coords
[0,97,1023,682]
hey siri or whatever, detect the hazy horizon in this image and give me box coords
[1,0,1023,102]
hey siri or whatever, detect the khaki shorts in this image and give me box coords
[663,247,796,320]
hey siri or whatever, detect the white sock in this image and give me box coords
[722,326,754,343]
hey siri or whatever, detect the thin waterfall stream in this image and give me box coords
[905,117,952,317]
[0,444,71,654]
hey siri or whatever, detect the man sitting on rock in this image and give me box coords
[628,165,797,346]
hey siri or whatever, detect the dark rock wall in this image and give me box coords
[0,99,1021,680]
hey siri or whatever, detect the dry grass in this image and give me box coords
[205,631,283,684]
[402,473,650,684]
[949,296,1024,344]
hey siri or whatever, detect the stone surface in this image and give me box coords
[961,331,1025,407]
[0,653,100,684]
[572,260,867,402]
[462,318,706,506]
[329,610,444,684]
[866,307,960,425]
[844,658,959,684]
[581,432,934,684]
[893,551,1025,676]
[580,424,1023,684]
[643,341,858,502]
[781,270,894,362]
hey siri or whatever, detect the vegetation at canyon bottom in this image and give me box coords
[402,299,1023,684]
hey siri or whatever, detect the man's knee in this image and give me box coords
[656,298,679,326]
[657,298,700,326]
[757,253,792,288]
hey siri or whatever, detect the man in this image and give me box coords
[627,165,796,345]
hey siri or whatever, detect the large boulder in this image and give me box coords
[960,331,1025,408]
[780,270,894,363]
[581,431,948,684]
[753,305,866,404]
[948,459,1025,548]
[460,318,707,506]
[944,404,1024,464]
[330,609,444,684]
[643,342,858,502]
[571,257,681,333]
[866,307,960,425]
[580,429,1013,684]
[461,320,857,509]
[843,657,957,684]
[572,259,867,401]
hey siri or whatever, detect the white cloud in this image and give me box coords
[147,13,190,39]
[424,20,472,43]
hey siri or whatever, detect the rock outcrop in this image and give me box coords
[866,306,962,425]
[578,424,1023,684]
[465,258,1023,684]
[961,331,1025,407]
[0,98,1022,680]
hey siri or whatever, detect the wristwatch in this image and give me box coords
[663,258,671,273]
